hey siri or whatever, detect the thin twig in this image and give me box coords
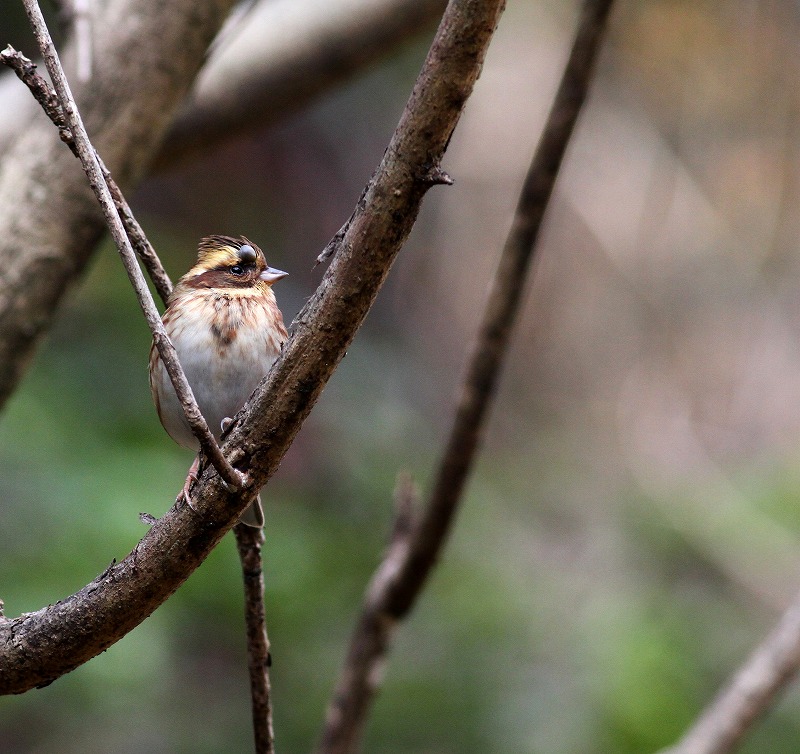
[234,524,275,754]
[659,589,800,754]
[104,174,173,304]
[22,0,239,489]
[0,45,173,305]
[318,1,615,751]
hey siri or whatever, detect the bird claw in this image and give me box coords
[177,456,200,512]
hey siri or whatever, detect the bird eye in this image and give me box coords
[230,264,244,275]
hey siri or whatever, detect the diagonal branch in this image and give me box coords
[24,0,239,489]
[659,588,800,754]
[0,0,506,697]
[318,1,615,751]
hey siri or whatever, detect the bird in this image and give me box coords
[149,235,288,527]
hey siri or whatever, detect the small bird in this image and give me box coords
[149,235,288,527]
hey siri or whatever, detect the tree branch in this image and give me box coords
[660,589,800,754]
[234,524,275,754]
[0,0,505,696]
[23,0,242,491]
[318,1,615,751]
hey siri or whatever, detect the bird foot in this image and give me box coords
[177,456,200,512]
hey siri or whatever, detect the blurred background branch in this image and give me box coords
[661,589,800,754]
[0,0,447,164]
[319,1,614,751]
[156,0,449,170]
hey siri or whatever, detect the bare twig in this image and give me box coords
[23,0,238,488]
[0,45,173,305]
[104,175,173,303]
[0,47,66,135]
[234,524,275,754]
[1,0,503,697]
[318,1,615,751]
[659,589,800,754]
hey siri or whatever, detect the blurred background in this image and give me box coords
[4,0,800,751]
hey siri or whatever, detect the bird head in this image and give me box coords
[181,235,288,290]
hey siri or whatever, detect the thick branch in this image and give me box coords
[24,0,241,490]
[319,1,615,751]
[0,0,505,696]
[660,589,800,754]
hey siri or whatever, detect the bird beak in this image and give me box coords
[260,266,288,284]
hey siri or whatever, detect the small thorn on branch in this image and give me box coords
[420,164,453,186]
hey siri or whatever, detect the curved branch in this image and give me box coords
[319,1,615,750]
[0,0,505,696]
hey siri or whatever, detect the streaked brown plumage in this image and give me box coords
[149,235,287,526]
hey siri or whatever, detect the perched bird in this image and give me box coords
[149,235,288,527]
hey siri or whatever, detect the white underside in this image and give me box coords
[153,294,282,449]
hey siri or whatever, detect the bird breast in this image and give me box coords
[152,288,285,449]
